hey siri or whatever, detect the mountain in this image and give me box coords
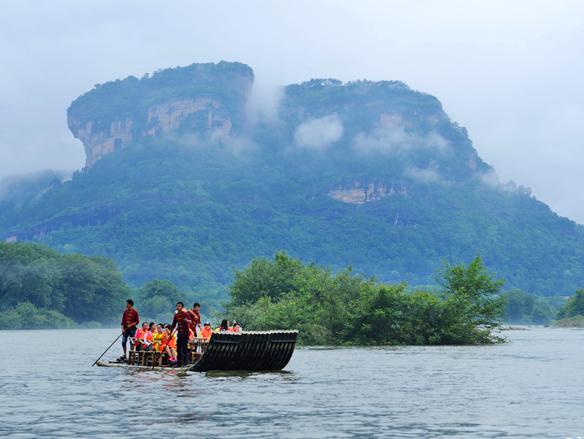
[1,61,583,295]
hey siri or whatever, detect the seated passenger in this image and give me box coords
[151,323,163,352]
[216,319,230,333]
[134,322,153,351]
[162,325,177,363]
[231,322,242,334]
[200,322,213,340]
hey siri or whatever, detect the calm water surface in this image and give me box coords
[0,327,583,438]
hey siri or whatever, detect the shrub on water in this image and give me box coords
[558,290,584,319]
[226,252,505,345]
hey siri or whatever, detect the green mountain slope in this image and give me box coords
[1,62,583,294]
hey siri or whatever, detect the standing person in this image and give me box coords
[119,299,139,362]
[171,302,191,367]
[188,302,202,338]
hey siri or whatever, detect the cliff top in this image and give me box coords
[67,61,254,125]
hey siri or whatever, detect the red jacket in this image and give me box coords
[121,308,139,330]
[171,310,191,336]
[188,309,201,333]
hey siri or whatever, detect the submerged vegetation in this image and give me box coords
[226,252,505,345]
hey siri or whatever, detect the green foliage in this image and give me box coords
[435,257,504,343]
[558,290,584,319]
[502,290,560,324]
[0,242,130,326]
[227,253,504,345]
[0,302,75,329]
[138,279,181,320]
[68,61,253,130]
[231,252,304,305]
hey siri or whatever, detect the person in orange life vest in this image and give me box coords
[171,302,192,367]
[119,299,139,362]
[134,322,153,351]
[150,322,163,352]
[215,319,230,333]
[200,322,213,340]
[161,324,177,362]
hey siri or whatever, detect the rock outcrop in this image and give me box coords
[67,61,253,167]
[329,182,407,204]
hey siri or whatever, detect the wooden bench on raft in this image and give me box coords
[128,338,210,367]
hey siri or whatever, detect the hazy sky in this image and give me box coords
[1,1,584,221]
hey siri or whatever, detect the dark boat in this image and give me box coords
[96,330,298,373]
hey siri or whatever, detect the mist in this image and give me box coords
[294,115,344,151]
[1,0,583,221]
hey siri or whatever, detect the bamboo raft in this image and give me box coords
[96,330,298,373]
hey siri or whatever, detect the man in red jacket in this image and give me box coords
[188,302,202,338]
[119,299,139,362]
[171,302,192,367]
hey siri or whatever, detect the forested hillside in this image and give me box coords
[1,61,584,295]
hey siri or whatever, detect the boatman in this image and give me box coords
[171,302,192,367]
[188,302,202,337]
[119,299,139,362]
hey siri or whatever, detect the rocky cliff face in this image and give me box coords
[69,117,134,167]
[67,62,253,167]
[329,182,407,204]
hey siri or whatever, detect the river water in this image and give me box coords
[0,327,582,438]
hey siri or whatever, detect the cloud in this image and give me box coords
[353,126,450,155]
[476,169,501,188]
[0,169,71,202]
[404,164,444,184]
[294,115,344,151]
[246,79,284,124]
[476,169,531,195]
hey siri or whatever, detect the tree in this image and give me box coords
[0,242,129,326]
[439,256,504,343]
[139,279,181,318]
[57,255,129,323]
[501,290,557,325]
[503,290,535,323]
[230,252,303,305]
[558,290,584,319]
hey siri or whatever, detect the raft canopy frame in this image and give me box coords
[192,330,298,372]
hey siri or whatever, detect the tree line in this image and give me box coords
[1,242,583,335]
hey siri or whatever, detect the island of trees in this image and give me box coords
[1,242,583,341]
